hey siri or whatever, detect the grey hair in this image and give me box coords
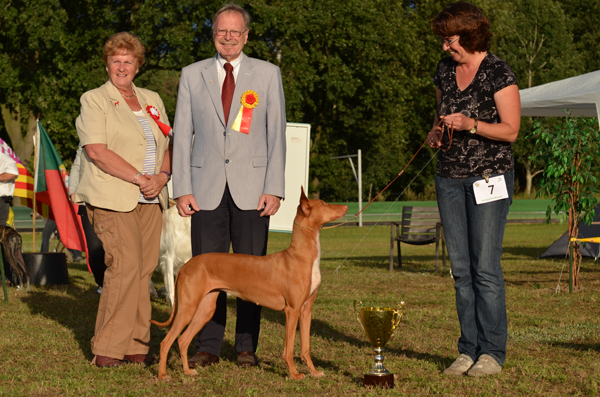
[212,3,251,31]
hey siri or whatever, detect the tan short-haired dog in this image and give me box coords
[151,187,348,380]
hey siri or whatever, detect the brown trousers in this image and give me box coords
[87,203,161,358]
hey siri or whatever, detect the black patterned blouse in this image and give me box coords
[433,52,518,179]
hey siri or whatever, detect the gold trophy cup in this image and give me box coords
[354,300,405,388]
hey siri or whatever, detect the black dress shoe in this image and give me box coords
[123,354,156,365]
[188,351,220,368]
[95,355,122,368]
[237,351,258,368]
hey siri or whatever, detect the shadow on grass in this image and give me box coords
[259,303,449,383]
[551,341,600,352]
[17,262,183,362]
[503,246,548,258]
[19,273,99,359]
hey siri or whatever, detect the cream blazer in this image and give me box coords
[74,80,170,212]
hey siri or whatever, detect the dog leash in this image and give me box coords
[321,136,431,230]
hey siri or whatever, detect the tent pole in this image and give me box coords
[32,121,38,252]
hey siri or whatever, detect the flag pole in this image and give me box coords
[32,120,38,252]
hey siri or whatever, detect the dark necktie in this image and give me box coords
[222,62,235,126]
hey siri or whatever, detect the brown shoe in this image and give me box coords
[96,355,122,368]
[237,351,258,368]
[188,351,220,369]
[123,354,156,365]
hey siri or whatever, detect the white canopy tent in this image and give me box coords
[519,70,600,118]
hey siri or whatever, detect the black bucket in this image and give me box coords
[3,252,69,285]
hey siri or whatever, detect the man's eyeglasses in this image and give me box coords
[214,29,247,37]
[438,36,459,45]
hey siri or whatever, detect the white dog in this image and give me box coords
[155,203,192,306]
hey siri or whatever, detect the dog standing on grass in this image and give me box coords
[0,225,30,290]
[151,188,348,381]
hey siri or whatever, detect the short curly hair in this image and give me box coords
[103,32,145,67]
[431,2,491,54]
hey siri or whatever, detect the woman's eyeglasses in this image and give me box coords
[437,36,459,45]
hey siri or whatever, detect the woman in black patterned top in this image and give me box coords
[427,2,521,377]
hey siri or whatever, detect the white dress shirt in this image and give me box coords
[0,153,18,197]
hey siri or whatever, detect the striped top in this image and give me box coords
[133,110,158,204]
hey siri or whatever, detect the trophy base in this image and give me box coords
[364,373,394,389]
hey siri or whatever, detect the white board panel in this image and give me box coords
[269,123,311,233]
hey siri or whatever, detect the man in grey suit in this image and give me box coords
[172,3,286,368]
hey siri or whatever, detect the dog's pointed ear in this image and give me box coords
[300,186,308,202]
[299,186,311,216]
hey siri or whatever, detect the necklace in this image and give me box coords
[120,90,136,98]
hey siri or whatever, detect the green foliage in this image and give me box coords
[1,0,600,200]
[530,115,600,290]
[249,0,445,200]
[531,116,599,225]
[493,0,581,89]
[491,0,584,197]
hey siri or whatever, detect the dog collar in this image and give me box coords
[293,222,321,231]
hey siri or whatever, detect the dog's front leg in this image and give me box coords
[283,307,304,380]
[299,290,324,377]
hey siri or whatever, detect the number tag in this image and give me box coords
[473,176,509,205]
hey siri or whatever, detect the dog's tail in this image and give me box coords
[150,273,180,328]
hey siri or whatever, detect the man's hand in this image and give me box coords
[176,194,200,217]
[257,194,281,217]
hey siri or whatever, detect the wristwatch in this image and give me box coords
[160,170,172,182]
[469,119,478,134]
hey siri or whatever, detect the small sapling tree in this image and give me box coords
[530,115,600,292]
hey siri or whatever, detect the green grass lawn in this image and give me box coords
[1,223,599,396]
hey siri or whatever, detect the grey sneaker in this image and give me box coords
[467,354,502,377]
[443,354,474,376]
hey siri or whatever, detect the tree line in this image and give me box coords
[1,0,599,201]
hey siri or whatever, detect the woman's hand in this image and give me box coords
[428,124,443,148]
[440,113,475,132]
[138,173,168,199]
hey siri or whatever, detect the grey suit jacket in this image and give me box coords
[172,53,286,211]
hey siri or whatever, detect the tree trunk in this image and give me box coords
[524,167,544,198]
[0,104,36,168]
[525,168,534,198]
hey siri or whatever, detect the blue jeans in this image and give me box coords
[435,172,513,366]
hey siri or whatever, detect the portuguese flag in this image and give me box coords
[34,121,86,253]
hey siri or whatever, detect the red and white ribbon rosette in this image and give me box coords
[145,105,172,136]
[232,90,259,134]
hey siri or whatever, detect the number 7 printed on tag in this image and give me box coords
[473,176,509,205]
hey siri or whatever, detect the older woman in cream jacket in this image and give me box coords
[74,32,171,368]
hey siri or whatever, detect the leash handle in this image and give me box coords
[323,138,429,229]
